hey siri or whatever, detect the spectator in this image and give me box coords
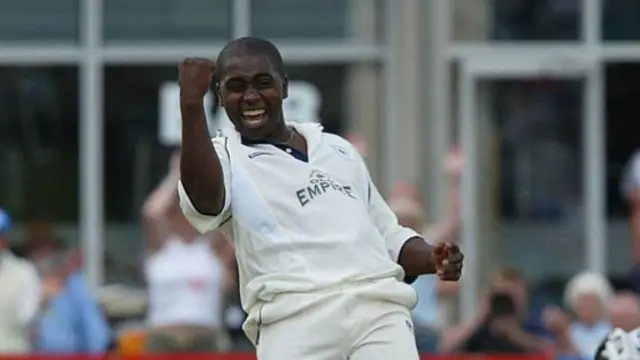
[440,268,548,353]
[545,272,613,358]
[610,291,640,332]
[11,220,82,276]
[388,148,463,353]
[143,151,233,353]
[622,151,640,293]
[35,260,112,353]
[0,208,41,353]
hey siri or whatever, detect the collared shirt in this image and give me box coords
[178,123,420,343]
[35,272,111,353]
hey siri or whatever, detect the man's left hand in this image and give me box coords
[432,242,463,281]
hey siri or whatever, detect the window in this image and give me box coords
[452,0,581,41]
[251,0,382,41]
[602,0,640,40]
[0,67,79,223]
[0,0,78,42]
[104,0,231,42]
[491,80,583,220]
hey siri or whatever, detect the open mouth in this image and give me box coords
[241,109,267,128]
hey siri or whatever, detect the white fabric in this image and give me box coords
[599,328,640,360]
[0,252,41,353]
[256,283,419,360]
[145,236,225,328]
[178,123,420,343]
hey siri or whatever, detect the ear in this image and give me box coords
[216,83,224,107]
[282,75,289,99]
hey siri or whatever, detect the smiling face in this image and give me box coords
[217,54,288,140]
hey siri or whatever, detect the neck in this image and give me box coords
[264,118,290,143]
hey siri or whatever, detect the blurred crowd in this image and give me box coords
[1,142,640,359]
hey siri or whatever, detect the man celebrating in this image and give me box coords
[177,36,463,360]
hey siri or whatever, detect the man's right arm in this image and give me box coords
[178,137,232,234]
[178,57,226,217]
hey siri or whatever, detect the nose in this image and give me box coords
[243,87,260,103]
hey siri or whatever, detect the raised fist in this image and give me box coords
[178,57,216,102]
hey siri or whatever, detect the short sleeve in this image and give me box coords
[178,137,232,234]
[367,179,424,262]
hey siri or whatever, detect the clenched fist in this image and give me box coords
[178,57,216,103]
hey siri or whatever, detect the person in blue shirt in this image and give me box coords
[35,265,111,354]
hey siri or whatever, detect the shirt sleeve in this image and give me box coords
[178,137,233,234]
[16,261,42,326]
[367,179,424,262]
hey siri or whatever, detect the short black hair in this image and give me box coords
[215,37,285,81]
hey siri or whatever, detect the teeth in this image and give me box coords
[242,109,265,117]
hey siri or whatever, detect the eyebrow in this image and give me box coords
[224,72,274,83]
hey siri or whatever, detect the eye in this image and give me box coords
[255,76,273,89]
[224,80,246,93]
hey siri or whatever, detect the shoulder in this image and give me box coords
[320,133,362,163]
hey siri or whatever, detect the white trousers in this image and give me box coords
[256,292,420,360]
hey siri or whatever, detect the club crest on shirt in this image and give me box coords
[295,170,357,207]
[331,145,353,160]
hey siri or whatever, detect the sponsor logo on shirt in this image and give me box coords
[248,151,273,159]
[295,170,357,207]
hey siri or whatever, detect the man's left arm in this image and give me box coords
[366,179,437,279]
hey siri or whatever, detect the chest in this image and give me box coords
[234,145,365,207]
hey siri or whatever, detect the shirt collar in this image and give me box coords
[233,122,324,154]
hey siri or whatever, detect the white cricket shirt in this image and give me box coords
[178,123,420,342]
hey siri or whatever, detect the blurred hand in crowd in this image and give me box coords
[543,306,571,335]
[444,145,465,176]
[41,274,64,305]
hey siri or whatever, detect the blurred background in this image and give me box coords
[2,0,640,358]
